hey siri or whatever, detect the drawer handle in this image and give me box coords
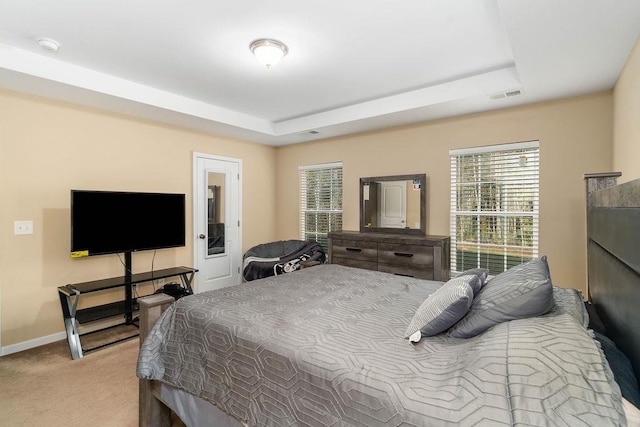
[394,273,414,277]
[346,247,362,252]
[394,252,414,258]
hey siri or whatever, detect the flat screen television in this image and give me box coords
[71,190,186,257]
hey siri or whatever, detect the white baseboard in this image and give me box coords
[1,316,137,356]
[1,331,67,356]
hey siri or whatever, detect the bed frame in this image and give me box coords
[138,174,640,426]
[138,293,174,426]
[586,173,640,388]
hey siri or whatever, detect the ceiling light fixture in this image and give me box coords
[250,39,288,68]
[37,37,60,52]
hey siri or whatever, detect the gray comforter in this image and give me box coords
[137,264,625,426]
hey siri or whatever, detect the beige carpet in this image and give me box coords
[0,326,183,427]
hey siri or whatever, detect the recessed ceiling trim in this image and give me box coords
[0,43,521,140]
[0,43,275,135]
[273,66,521,135]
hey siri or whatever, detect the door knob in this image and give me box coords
[198,234,206,239]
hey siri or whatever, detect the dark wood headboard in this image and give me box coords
[586,174,640,387]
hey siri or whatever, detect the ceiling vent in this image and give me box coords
[489,89,523,100]
[296,130,321,138]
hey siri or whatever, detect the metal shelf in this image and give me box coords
[57,266,197,359]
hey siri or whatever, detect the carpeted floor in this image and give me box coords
[0,325,184,427]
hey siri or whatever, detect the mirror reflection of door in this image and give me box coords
[360,174,426,234]
[207,172,225,255]
[379,181,407,228]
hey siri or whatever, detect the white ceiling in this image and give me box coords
[1,0,639,146]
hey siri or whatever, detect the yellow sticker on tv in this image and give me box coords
[70,250,89,258]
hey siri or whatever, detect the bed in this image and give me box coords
[137,175,640,426]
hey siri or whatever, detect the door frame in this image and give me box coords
[192,152,242,291]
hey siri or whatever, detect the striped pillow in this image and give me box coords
[404,275,477,341]
[448,256,555,338]
[455,268,489,295]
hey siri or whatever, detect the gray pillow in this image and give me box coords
[448,256,555,339]
[404,275,477,340]
[455,268,489,295]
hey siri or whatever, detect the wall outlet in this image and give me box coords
[157,278,165,288]
[14,220,34,235]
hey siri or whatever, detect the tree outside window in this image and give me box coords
[450,142,539,275]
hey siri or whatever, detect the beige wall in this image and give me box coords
[613,34,640,182]
[0,90,277,347]
[276,92,613,294]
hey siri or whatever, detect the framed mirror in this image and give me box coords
[360,173,426,235]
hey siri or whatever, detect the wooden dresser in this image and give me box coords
[328,231,450,281]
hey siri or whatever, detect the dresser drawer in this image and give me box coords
[332,257,378,272]
[331,239,377,262]
[378,243,434,267]
[378,263,434,280]
[328,231,450,280]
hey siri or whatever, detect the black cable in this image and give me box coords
[116,253,133,276]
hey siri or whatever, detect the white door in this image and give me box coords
[193,153,242,292]
[379,180,407,228]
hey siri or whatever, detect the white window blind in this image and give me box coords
[299,162,343,251]
[450,141,539,275]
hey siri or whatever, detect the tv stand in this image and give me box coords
[57,265,197,360]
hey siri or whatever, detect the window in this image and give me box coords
[299,162,343,251]
[450,141,539,275]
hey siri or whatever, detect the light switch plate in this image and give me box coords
[14,220,34,235]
